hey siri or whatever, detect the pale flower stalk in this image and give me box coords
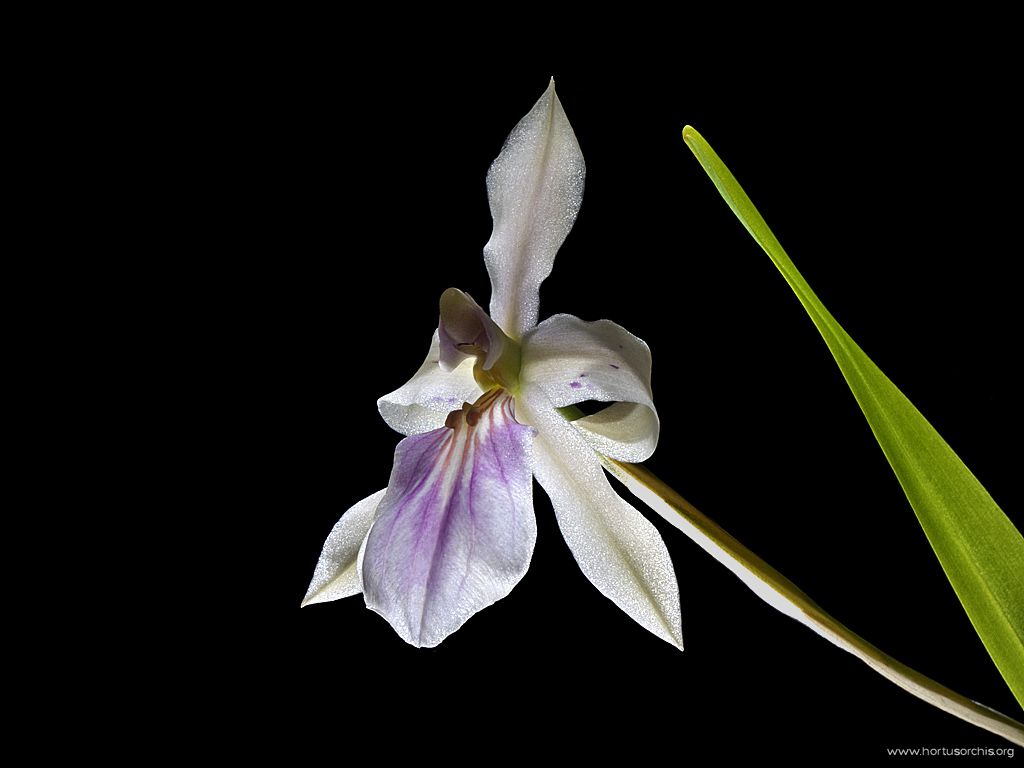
[303,79,683,649]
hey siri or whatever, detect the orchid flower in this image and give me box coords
[302,79,683,650]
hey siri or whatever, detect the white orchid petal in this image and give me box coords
[517,387,683,649]
[522,313,659,462]
[377,331,484,436]
[484,79,585,338]
[302,489,387,607]
[362,392,537,648]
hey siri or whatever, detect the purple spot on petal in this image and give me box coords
[579,373,588,378]
[609,363,620,369]
[569,381,582,389]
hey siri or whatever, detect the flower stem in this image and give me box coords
[602,457,1024,746]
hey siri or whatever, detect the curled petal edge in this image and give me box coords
[523,313,659,462]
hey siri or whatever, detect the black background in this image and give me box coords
[199,42,1022,760]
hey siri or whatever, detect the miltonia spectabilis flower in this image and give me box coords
[302,80,683,650]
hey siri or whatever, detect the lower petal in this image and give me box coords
[302,489,387,606]
[517,386,683,649]
[361,391,536,648]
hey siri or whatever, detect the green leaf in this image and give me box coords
[682,125,1024,709]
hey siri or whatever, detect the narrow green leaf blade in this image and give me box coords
[682,125,1024,707]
